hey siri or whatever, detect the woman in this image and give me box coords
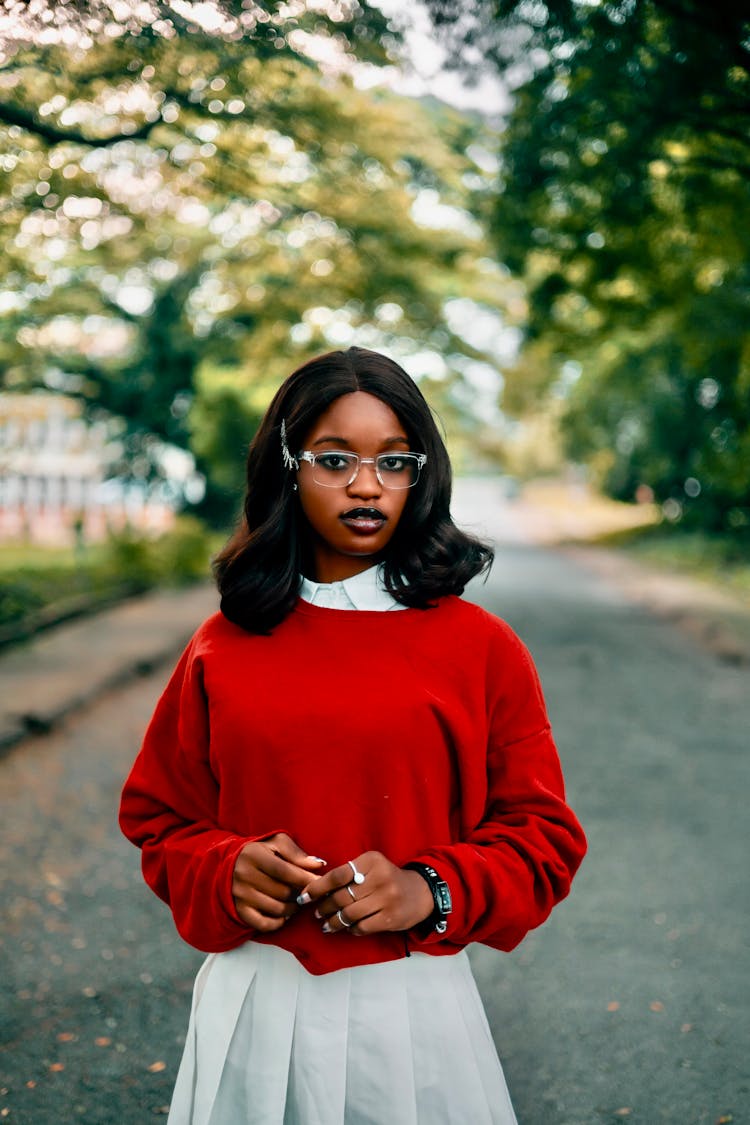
[120,346,586,1124]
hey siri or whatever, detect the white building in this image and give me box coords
[0,393,185,544]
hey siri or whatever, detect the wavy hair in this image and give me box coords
[214,346,493,633]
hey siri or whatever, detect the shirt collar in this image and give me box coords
[299,564,401,611]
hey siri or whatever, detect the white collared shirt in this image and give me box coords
[299,564,405,611]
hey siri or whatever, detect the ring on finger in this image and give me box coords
[346,884,356,901]
[336,909,353,928]
[348,860,365,885]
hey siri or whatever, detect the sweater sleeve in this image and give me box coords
[409,622,586,952]
[118,637,280,953]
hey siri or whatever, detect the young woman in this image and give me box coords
[119,346,586,1125]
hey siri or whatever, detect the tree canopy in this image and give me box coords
[0,1,511,523]
[426,0,750,535]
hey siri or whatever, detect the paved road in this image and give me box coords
[1,509,748,1123]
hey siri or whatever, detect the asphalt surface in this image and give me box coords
[1,488,748,1124]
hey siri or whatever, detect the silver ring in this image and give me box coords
[336,909,353,928]
[348,860,365,885]
[346,884,356,901]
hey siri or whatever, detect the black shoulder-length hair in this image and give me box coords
[214,346,493,633]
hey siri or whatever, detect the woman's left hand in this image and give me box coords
[297,851,434,935]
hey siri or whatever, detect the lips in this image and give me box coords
[339,507,387,535]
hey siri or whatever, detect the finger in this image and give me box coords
[235,903,290,933]
[234,887,299,920]
[298,859,368,905]
[344,911,385,936]
[252,846,323,890]
[321,901,378,935]
[266,833,327,871]
[315,885,372,921]
[233,866,300,904]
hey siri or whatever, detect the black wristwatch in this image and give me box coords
[404,862,452,935]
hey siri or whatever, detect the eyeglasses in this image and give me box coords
[297,450,427,489]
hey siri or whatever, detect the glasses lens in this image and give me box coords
[376,454,421,489]
[311,451,358,486]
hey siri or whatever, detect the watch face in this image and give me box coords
[436,881,452,915]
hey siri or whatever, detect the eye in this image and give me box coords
[316,452,355,472]
[378,455,409,473]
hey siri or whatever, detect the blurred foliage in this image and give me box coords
[106,515,212,585]
[425,0,750,536]
[592,523,750,600]
[0,515,215,639]
[0,0,512,526]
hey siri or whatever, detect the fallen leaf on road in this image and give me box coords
[681,1023,693,1033]
[25,1081,35,1089]
[614,1110,632,1117]
[607,1001,620,1011]
[650,1001,664,1012]
[148,1061,167,1073]
[57,1032,75,1042]
[49,1063,64,1072]
[716,1116,733,1123]
[95,1037,111,1047]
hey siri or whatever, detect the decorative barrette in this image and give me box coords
[280,418,298,471]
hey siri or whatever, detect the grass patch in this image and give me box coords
[0,516,219,643]
[587,523,750,600]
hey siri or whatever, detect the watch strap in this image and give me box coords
[404,862,452,935]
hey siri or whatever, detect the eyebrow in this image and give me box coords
[311,435,410,448]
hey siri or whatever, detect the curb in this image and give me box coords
[0,583,219,758]
[0,636,196,758]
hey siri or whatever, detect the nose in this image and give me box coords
[347,459,382,500]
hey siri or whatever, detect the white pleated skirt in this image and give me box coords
[167,943,518,1125]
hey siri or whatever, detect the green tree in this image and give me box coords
[0,1,511,525]
[425,0,750,534]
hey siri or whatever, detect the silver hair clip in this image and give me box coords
[280,418,298,471]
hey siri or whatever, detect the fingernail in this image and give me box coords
[309,856,326,865]
[314,909,321,919]
[322,922,332,934]
[297,892,311,905]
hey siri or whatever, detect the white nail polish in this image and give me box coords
[322,922,331,934]
[309,856,326,865]
[297,892,311,905]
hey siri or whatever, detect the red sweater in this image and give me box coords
[119,596,586,975]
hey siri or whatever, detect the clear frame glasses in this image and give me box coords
[297,450,427,489]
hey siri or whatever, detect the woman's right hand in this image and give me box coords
[232,833,326,932]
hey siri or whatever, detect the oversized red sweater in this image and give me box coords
[119,596,586,975]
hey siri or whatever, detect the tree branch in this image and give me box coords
[681,116,750,154]
[0,99,163,147]
[680,154,750,180]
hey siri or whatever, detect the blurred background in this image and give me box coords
[1,0,747,624]
[1,3,749,1124]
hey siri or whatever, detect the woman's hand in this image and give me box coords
[297,851,434,936]
[232,833,326,933]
